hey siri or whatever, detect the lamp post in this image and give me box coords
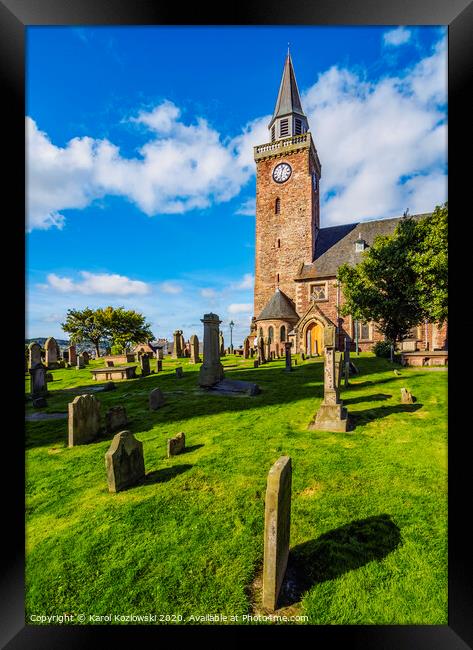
[229,320,234,353]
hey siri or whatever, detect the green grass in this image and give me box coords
[25,353,447,625]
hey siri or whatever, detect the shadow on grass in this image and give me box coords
[352,403,422,425]
[343,393,392,405]
[142,464,193,485]
[278,514,401,608]
[181,444,204,454]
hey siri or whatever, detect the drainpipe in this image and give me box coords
[424,320,428,351]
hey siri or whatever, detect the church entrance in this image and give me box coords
[305,321,324,356]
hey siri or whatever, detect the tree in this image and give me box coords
[61,308,108,357]
[337,204,448,346]
[99,306,153,351]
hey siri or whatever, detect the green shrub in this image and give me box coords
[110,344,124,355]
[372,340,392,358]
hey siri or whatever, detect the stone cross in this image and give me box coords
[189,334,201,364]
[29,363,47,397]
[105,430,145,493]
[140,353,150,376]
[45,337,59,368]
[263,456,292,611]
[28,342,42,369]
[199,313,225,387]
[68,394,101,447]
[167,432,185,457]
[284,342,292,372]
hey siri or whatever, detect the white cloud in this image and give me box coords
[45,271,150,295]
[200,288,218,298]
[159,281,182,295]
[235,197,256,216]
[228,303,253,314]
[383,27,412,47]
[232,273,254,290]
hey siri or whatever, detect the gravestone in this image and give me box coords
[29,363,48,398]
[301,352,305,360]
[105,430,145,493]
[172,330,183,359]
[167,432,185,457]
[250,348,255,358]
[63,350,69,362]
[309,326,349,432]
[156,359,163,372]
[219,332,225,356]
[189,334,201,364]
[258,337,266,364]
[77,355,85,369]
[28,342,42,369]
[254,359,259,368]
[140,353,150,376]
[105,406,128,433]
[156,347,164,360]
[284,342,292,372]
[243,337,250,359]
[68,394,101,447]
[263,456,292,611]
[149,387,165,410]
[265,337,271,361]
[175,367,183,379]
[45,337,59,369]
[82,351,90,365]
[401,388,414,404]
[199,313,225,387]
[179,333,186,358]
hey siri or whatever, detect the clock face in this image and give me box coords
[272,162,292,183]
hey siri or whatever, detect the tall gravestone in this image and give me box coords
[156,347,163,360]
[45,337,59,369]
[189,334,201,364]
[140,353,150,376]
[77,355,85,369]
[265,337,271,362]
[28,342,42,369]
[284,342,292,372]
[199,313,225,387]
[105,430,145,493]
[309,326,349,432]
[263,456,292,611]
[68,394,101,447]
[29,363,48,397]
[82,351,90,365]
[243,337,250,359]
[258,337,266,364]
[172,330,183,359]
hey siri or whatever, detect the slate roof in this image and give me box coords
[269,52,306,129]
[296,213,430,280]
[257,288,300,321]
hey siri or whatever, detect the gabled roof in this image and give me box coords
[269,52,306,128]
[257,288,299,321]
[295,213,430,280]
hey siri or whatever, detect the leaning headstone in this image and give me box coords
[28,342,42,369]
[401,388,414,404]
[82,351,90,365]
[284,342,292,372]
[263,456,292,611]
[149,387,165,410]
[175,367,183,379]
[105,430,145,493]
[45,337,59,369]
[140,353,150,376]
[30,363,48,398]
[76,355,85,369]
[105,406,128,433]
[309,326,349,432]
[167,432,185,458]
[199,313,225,388]
[68,394,101,447]
[189,334,201,364]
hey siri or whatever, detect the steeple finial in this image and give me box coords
[268,50,308,132]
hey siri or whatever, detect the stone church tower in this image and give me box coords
[253,51,322,344]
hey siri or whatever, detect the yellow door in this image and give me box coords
[306,322,324,355]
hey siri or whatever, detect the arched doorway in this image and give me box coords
[305,321,324,356]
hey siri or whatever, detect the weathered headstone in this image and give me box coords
[156,359,163,372]
[189,334,201,364]
[105,406,128,433]
[199,313,225,388]
[179,333,186,358]
[219,331,225,356]
[263,456,292,611]
[265,337,271,361]
[76,355,85,369]
[254,359,259,368]
[149,387,165,410]
[105,430,145,493]
[82,351,90,365]
[309,326,349,432]
[301,352,305,360]
[29,363,48,398]
[284,342,292,372]
[68,394,101,447]
[243,337,250,359]
[140,353,150,376]
[45,337,59,369]
[172,330,183,359]
[156,347,164,360]
[175,367,183,379]
[258,337,266,364]
[167,431,185,457]
[401,388,414,404]
[28,342,42,369]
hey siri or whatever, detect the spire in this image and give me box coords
[269,51,306,130]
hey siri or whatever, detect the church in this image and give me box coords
[250,52,447,357]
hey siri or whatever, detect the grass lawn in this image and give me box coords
[25,353,447,625]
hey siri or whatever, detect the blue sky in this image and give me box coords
[26,26,447,345]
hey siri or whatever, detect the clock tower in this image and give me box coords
[253,51,322,328]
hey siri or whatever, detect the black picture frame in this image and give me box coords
[2,0,471,647]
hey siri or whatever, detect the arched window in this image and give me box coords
[280,325,286,342]
[275,198,281,214]
[268,326,274,341]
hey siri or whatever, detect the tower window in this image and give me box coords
[277,273,280,284]
[280,119,289,137]
[277,239,280,248]
[271,125,275,143]
[295,118,302,135]
[275,198,280,214]
[280,325,286,342]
